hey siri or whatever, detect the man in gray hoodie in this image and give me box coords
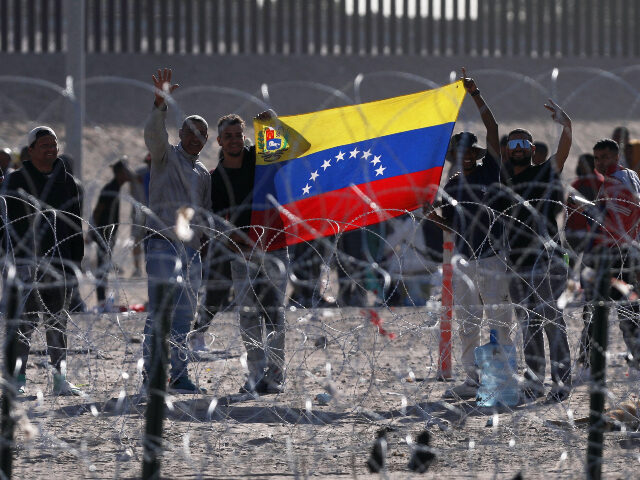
[142,68,212,394]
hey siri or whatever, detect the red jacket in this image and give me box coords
[594,164,640,247]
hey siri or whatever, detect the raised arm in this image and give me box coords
[461,67,500,161]
[144,68,180,165]
[544,99,572,173]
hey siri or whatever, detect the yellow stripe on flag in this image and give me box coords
[254,81,465,165]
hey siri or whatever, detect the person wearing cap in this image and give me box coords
[142,68,211,395]
[2,126,84,396]
[425,69,514,400]
[494,99,573,402]
[90,157,133,310]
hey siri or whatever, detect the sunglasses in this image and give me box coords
[507,139,533,150]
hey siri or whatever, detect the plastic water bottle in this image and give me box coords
[105,291,115,313]
[474,329,519,407]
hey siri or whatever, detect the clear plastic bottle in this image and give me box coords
[474,329,519,407]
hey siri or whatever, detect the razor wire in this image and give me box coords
[1,70,640,479]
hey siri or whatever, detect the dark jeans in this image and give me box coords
[580,246,640,368]
[95,235,116,303]
[509,260,571,386]
[12,269,75,376]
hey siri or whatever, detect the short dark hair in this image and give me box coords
[217,114,245,136]
[507,128,533,142]
[181,115,208,132]
[593,138,619,153]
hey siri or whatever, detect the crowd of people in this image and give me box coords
[1,68,639,405]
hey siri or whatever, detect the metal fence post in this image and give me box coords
[142,283,174,480]
[1,268,21,479]
[586,251,611,480]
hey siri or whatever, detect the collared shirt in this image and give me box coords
[144,104,212,250]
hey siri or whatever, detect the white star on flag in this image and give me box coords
[349,147,360,158]
[309,170,319,181]
[302,184,311,195]
[370,155,381,166]
[335,151,345,161]
[375,165,386,176]
[361,149,372,160]
[321,159,332,170]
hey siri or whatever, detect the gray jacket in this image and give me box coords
[144,104,212,250]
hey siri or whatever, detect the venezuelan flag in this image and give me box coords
[250,81,466,250]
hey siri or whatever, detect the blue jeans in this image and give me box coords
[143,239,202,380]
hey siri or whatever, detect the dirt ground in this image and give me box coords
[7,293,640,480]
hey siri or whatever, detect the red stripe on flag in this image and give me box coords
[250,167,442,251]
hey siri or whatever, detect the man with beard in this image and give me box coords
[425,69,514,400]
[142,68,211,394]
[498,100,573,402]
[211,112,289,395]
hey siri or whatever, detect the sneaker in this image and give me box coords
[16,374,26,395]
[443,379,478,399]
[53,373,85,396]
[168,376,207,394]
[546,384,571,403]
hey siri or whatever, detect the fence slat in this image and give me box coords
[27,0,35,52]
[41,0,49,52]
[462,0,470,55]
[572,0,580,56]
[536,0,545,57]
[107,0,115,52]
[55,0,62,50]
[120,0,128,52]
[438,0,446,55]
[499,0,507,56]
[262,0,270,54]
[376,0,384,54]
[276,0,284,54]
[549,0,557,56]
[452,0,459,55]
[365,0,372,54]
[561,0,569,56]
[13,0,21,52]
[197,0,205,53]
[211,0,220,54]
[352,0,359,55]
[621,0,629,57]
[0,0,7,52]
[488,0,496,56]
[339,0,346,54]
[171,0,179,53]
[635,0,640,57]
[185,0,193,53]
[609,0,617,56]
[401,0,408,55]
[133,0,141,52]
[390,0,397,55]
[597,0,604,56]
[93,0,101,52]
[313,0,322,54]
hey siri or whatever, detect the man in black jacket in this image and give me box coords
[3,126,84,396]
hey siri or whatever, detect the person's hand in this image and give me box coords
[460,67,479,96]
[544,99,571,128]
[152,68,180,108]
[255,109,277,121]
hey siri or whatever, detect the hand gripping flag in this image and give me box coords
[250,81,466,250]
